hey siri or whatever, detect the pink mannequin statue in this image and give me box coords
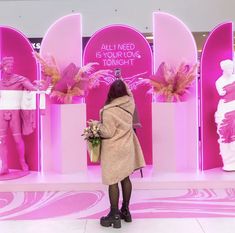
[0,56,42,175]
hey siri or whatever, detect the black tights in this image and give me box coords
[108,176,132,209]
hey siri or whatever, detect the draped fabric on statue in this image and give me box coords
[215,63,235,171]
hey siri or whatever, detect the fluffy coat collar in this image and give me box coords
[103,95,134,114]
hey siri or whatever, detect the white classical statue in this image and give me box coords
[215,59,235,171]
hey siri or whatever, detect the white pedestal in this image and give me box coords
[50,104,87,173]
[152,102,198,172]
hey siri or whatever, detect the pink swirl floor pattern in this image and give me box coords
[0,188,235,220]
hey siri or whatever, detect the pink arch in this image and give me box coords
[83,24,153,165]
[153,12,197,71]
[153,12,198,171]
[40,13,82,70]
[0,26,39,171]
[40,14,83,172]
[200,22,233,170]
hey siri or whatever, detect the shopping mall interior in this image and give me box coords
[0,0,235,232]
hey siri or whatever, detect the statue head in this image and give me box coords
[220,59,234,76]
[1,57,14,75]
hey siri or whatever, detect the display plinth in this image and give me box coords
[50,103,87,173]
[152,102,197,172]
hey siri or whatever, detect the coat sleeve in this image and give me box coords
[99,110,116,139]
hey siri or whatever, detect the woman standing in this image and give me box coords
[97,78,145,228]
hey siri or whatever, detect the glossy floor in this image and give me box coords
[1,166,235,191]
[0,218,235,233]
[0,166,235,232]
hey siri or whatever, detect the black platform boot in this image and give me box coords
[100,208,121,228]
[120,202,132,222]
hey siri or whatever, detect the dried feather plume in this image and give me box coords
[149,62,197,102]
[34,52,112,104]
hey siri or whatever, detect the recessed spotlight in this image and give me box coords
[202,34,207,37]
[146,36,153,40]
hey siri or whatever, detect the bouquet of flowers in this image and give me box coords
[82,121,101,163]
[148,62,197,102]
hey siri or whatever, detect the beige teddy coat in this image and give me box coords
[99,94,146,185]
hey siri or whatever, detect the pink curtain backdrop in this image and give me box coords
[83,24,153,165]
[200,22,233,170]
[152,12,198,172]
[40,14,86,173]
[0,26,39,171]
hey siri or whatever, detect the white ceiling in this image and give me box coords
[0,0,234,38]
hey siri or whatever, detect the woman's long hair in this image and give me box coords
[105,79,129,105]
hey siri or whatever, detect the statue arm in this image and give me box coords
[22,77,48,91]
[216,79,226,96]
[22,79,38,91]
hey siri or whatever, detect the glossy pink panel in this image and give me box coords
[153,12,198,171]
[153,12,197,72]
[0,26,39,171]
[83,24,153,164]
[40,14,83,172]
[200,22,233,170]
[40,14,82,69]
